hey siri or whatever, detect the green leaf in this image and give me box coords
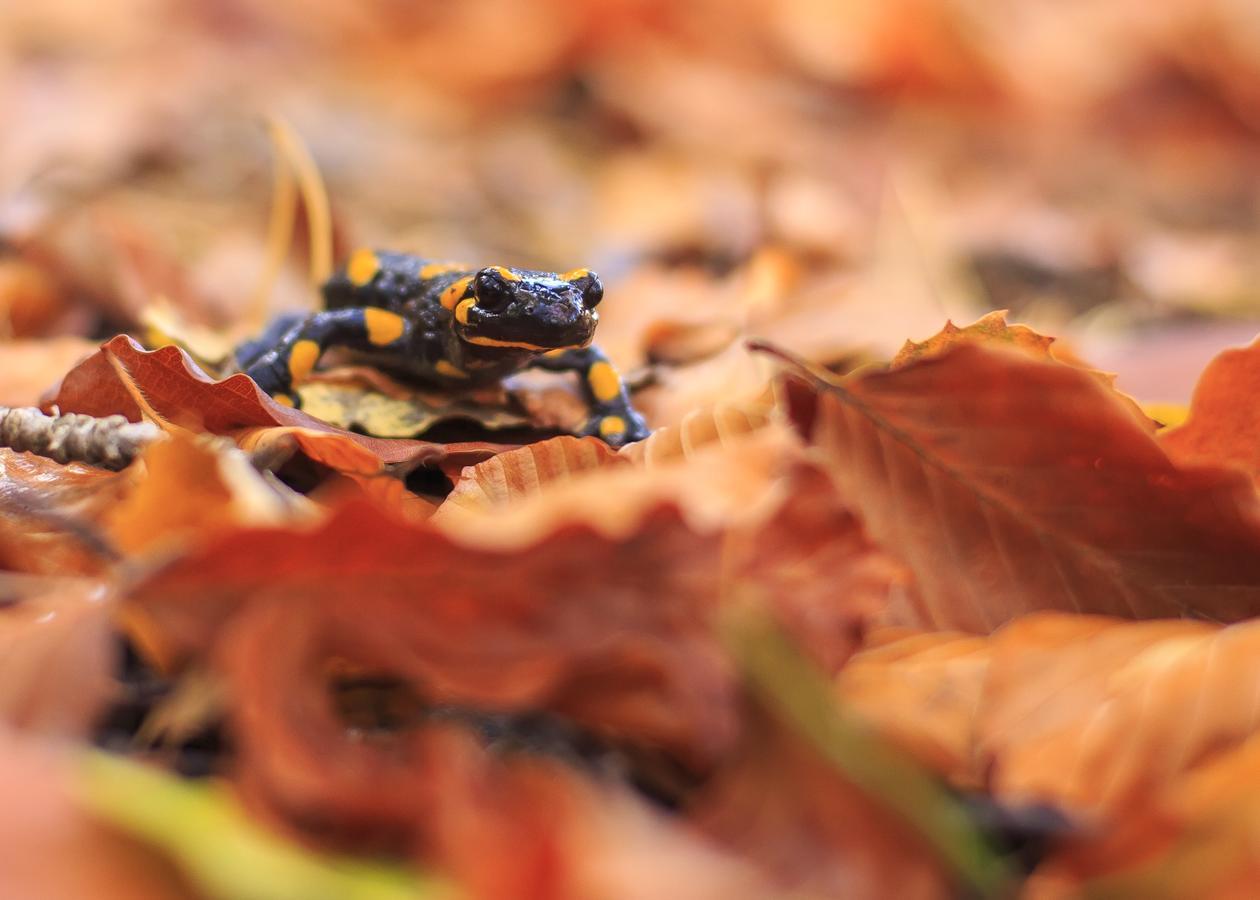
[77,752,458,900]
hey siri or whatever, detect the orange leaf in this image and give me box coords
[0,577,115,739]
[1161,336,1260,483]
[778,342,1260,631]
[891,311,1056,369]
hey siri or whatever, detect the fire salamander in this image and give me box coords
[236,249,650,447]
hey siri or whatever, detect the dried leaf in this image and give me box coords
[1160,336,1260,483]
[51,335,495,470]
[891,311,1056,369]
[104,430,304,557]
[298,377,529,439]
[1025,735,1260,899]
[122,498,737,834]
[835,627,992,785]
[778,342,1260,631]
[0,576,115,738]
[0,448,130,575]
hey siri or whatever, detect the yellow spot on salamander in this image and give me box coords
[441,276,474,311]
[434,360,469,379]
[272,393,295,407]
[599,416,627,438]
[454,299,475,326]
[493,266,521,282]
[419,262,468,280]
[587,361,622,402]
[346,248,380,287]
[364,308,406,345]
[561,268,591,282]
[288,339,320,382]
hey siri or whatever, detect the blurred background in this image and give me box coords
[4,0,1260,410]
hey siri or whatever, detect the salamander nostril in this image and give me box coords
[473,268,514,311]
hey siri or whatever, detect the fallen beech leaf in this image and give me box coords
[0,337,98,406]
[835,627,992,785]
[441,435,622,516]
[104,430,304,557]
[0,576,115,738]
[976,613,1260,819]
[298,378,529,439]
[1160,336,1260,483]
[732,464,907,674]
[434,427,797,546]
[777,341,1260,631]
[618,389,776,465]
[891,311,1056,368]
[1025,735,1260,899]
[122,498,738,835]
[0,735,195,900]
[0,448,130,576]
[51,336,482,469]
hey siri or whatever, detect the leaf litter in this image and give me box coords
[8,4,1260,898]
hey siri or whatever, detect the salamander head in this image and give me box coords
[449,266,602,352]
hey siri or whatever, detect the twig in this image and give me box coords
[0,407,161,471]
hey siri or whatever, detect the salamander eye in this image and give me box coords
[575,271,603,309]
[473,268,514,311]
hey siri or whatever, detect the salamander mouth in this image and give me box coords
[459,310,598,352]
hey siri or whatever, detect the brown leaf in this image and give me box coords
[778,341,1260,631]
[0,576,116,738]
[1160,336,1260,483]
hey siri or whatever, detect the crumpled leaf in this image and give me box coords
[0,733,196,900]
[777,341,1260,631]
[1160,336,1260,483]
[51,335,489,470]
[0,575,115,738]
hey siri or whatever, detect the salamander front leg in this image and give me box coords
[242,307,411,407]
[528,346,650,448]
